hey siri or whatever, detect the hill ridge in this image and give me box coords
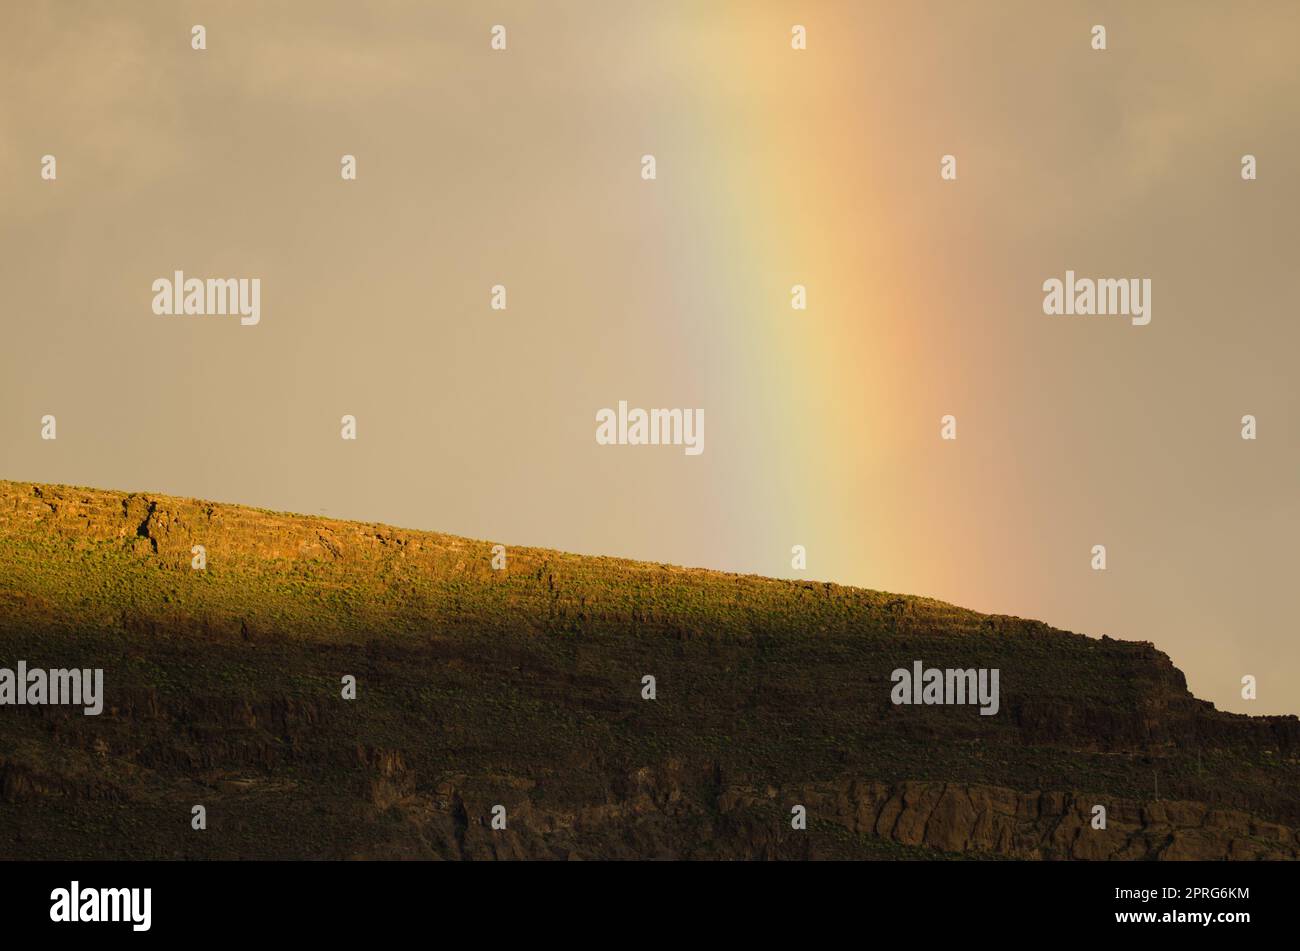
[1,479,1297,860]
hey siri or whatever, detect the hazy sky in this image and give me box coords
[2,2,1297,713]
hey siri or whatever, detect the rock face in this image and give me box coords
[809,780,1299,860]
[0,480,1298,860]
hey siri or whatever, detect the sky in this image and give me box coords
[2,1,1297,713]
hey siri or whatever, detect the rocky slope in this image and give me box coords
[1,480,1297,859]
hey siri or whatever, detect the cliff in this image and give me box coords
[1,480,1297,859]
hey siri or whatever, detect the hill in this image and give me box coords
[1,480,1297,859]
